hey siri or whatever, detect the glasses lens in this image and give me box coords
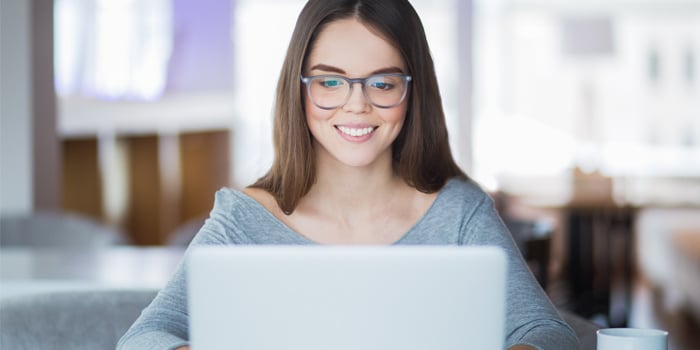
[365,74,408,108]
[304,74,410,109]
[308,76,349,109]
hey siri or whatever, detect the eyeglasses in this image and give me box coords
[300,73,412,110]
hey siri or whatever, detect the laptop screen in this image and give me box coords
[187,245,506,350]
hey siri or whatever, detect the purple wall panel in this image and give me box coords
[166,0,234,92]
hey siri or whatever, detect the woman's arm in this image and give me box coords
[463,192,580,350]
[116,256,191,349]
[117,190,237,349]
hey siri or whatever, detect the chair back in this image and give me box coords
[0,211,125,247]
[0,289,157,350]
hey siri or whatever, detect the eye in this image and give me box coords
[318,77,345,89]
[370,81,394,90]
[368,76,399,91]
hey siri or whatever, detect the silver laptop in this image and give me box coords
[187,245,506,350]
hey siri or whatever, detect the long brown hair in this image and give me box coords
[250,0,467,214]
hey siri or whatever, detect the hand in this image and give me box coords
[174,347,190,350]
[508,345,536,350]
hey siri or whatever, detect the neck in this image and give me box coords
[302,146,404,220]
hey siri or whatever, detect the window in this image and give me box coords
[54,0,174,100]
[472,0,700,204]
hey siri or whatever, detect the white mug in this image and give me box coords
[597,328,668,350]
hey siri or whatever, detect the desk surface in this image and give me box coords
[0,246,185,299]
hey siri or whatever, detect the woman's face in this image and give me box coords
[304,18,409,169]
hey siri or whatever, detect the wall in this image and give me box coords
[0,0,33,215]
[31,0,60,210]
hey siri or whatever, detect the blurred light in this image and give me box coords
[54,0,173,101]
[561,17,614,57]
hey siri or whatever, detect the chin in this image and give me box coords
[332,150,387,169]
[336,156,377,168]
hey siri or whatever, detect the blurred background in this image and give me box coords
[1,0,699,348]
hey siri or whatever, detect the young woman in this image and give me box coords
[118,1,579,349]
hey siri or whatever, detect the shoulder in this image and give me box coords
[241,187,286,217]
[196,187,279,244]
[420,177,494,228]
[440,178,511,245]
[437,177,493,209]
[212,187,248,209]
[241,187,273,205]
[208,187,272,221]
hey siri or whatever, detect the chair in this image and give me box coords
[0,211,126,247]
[0,289,157,350]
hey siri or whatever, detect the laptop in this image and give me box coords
[187,245,506,350]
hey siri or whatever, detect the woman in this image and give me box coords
[118,1,579,349]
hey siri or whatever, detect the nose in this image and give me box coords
[341,82,370,113]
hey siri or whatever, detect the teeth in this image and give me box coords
[337,126,374,137]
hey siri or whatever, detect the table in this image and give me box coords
[0,246,185,299]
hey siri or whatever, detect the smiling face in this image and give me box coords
[304,18,409,170]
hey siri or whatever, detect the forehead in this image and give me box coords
[306,18,406,75]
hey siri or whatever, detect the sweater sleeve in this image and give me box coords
[462,192,581,350]
[116,189,236,350]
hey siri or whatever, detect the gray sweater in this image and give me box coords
[117,178,580,350]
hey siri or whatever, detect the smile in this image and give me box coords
[336,125,376,137]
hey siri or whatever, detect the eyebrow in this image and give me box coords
[309,64,405,75]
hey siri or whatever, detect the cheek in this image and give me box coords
[305,97,334,122]
[384,103,409,125]
[305,99,335,136]
[304,98,317,122]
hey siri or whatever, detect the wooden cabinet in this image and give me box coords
[62,138,103,220]
[61,129,231,245]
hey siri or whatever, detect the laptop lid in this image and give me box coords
[187,245,506,350]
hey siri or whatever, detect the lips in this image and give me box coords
[336,125,376,137]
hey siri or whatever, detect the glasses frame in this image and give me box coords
[300,73,412,110]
